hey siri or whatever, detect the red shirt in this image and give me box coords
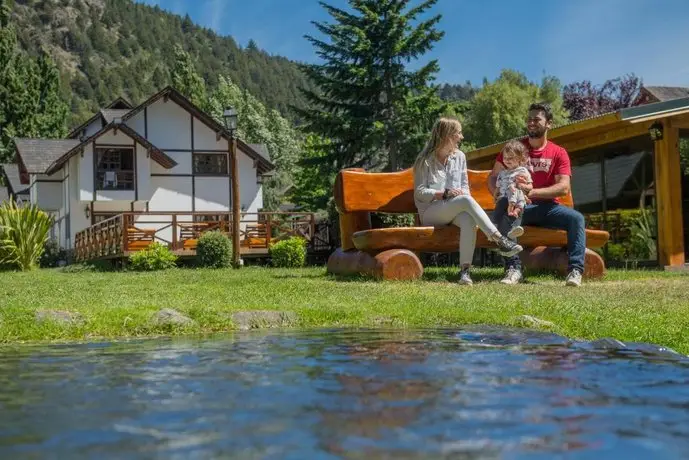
[496,139,571,203]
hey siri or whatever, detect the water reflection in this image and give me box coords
[0,329,688,458]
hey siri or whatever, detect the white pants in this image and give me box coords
[420,195,499,266]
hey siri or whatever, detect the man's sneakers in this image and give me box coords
[565,268,583,287]
[501,268,523,285]
[500,267,583,286]
[493,235,523,257]
[507,226,524,239]
[457,267,473,286]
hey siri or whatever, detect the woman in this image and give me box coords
[413,118,523,285]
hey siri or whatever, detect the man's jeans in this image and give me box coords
[492,197,586,273]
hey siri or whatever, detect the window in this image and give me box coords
[193,153,228,175]
[93,213,119,224]
[96,147,135,190]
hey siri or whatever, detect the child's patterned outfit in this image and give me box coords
[496,166,531,210]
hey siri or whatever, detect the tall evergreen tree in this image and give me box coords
[297,0,446,172]
[0,0,68,163]
[171,44,208,110]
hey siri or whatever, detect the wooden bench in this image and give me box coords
[241,223,268,248]
[126,227,156,252]
[327,168,610,280]
[178,221,230,250]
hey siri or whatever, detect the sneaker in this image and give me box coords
[501,268,523,285]
[565,269,583,287]
[493,235,523,257]
[458,268,473,286]
[507,226,524,239]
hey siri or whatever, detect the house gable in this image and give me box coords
[120,86,275,175]
[67,96,134,139]
[45,123,177,175]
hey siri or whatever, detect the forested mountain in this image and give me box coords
[437,82,477,102]
[10,0,316,125]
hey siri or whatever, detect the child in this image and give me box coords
[495,140,532,237]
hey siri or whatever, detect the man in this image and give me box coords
[488,103,586,287]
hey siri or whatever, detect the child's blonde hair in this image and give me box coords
[414,117,462,171]
[501,140,530,167]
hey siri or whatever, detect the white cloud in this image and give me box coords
[202,0,227,32]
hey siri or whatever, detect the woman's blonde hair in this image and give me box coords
[414,117,462,171]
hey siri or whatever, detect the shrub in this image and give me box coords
[606,243,628,263]
[40,239,67,268]
[629,208,657,260]
[128,243,178,271]
[0,199,54,271]
[372,212,416,228]
[196,231,232,268]
[61,260,114,273]
[270,236,307,268]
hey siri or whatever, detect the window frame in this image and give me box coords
[94,146,136,191]
[192,152,229,176]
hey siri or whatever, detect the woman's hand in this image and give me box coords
[447,188,464,198]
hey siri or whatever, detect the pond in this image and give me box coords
[0,328,688,458]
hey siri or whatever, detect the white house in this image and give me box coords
[0,162,30,205]
[5,86,275,251]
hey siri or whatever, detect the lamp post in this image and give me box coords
[223,107,241,268]
[648,121,664,142]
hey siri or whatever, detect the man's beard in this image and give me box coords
[527,126,547,139]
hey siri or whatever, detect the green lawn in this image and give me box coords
[1,265,689,353]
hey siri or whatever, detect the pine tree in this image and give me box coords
[296,0,447,172]
[34,54,69,139]
[0,0,19,161]
[0,0,68,163]
[171,44,208,109]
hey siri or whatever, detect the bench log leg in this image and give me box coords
[520,246,606,280]
[327,248,423,281]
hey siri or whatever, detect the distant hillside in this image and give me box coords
[438,82,478,102]
[11,0,316,125]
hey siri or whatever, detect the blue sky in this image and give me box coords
[137,0,689,87]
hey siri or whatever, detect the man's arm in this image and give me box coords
[487,161,505,196]
[528,174,570,200]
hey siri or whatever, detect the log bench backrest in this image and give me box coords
[334,167,574,250]
[334,167,574,214]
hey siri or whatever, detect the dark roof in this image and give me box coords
[1,163,29,194]
[121,86,275,174]
[14,139,81,174]
[105,96,133,109]
[642,86,689,102]
[571,151,645,206]
[100,109,132,124]
[248,143,271,161]
[45,122,177,175]
[68,96,134,138]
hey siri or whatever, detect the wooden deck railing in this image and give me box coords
[75,211,317,262]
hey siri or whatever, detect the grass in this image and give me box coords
[1,265,689,353]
